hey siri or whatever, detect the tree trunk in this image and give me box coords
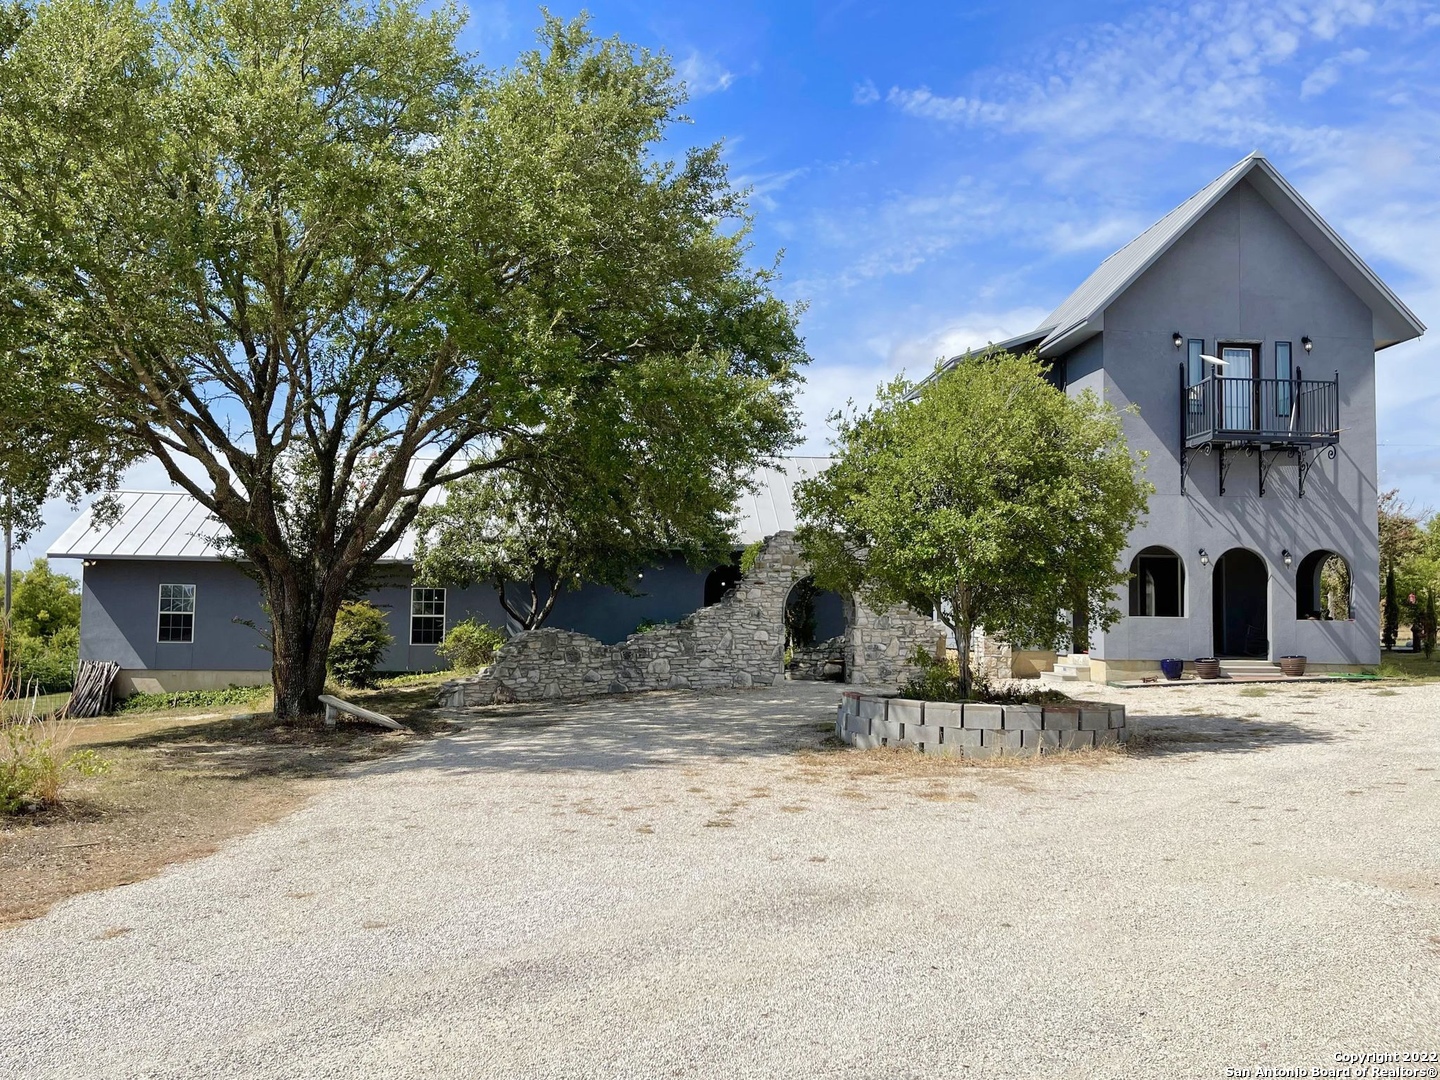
[262,569,347,723]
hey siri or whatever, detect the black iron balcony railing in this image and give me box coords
[1183,371,1339,446]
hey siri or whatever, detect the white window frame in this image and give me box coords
[410,587,446,646]
[157,583,197,644]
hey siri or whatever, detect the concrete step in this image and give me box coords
[1218,659,1281,675]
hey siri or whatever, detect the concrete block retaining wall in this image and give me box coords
[439,533,939,708]
[835,691,1127,758]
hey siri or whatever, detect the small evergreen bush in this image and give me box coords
[898,648,1069,705]
[327,601,394,688]
[436,619,506,671]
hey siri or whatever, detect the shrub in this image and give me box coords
[5,626,79,693]
[899,648,1069,705]
[634,618,674,634]
[327,601,394,688]
[9,559,82,640]
[1,633,108,814]
[435,619,506,672]
[114,685,272,714]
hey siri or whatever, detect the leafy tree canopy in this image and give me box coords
[0,0,804,718]
[795,351,1150,698]
[8,558,81,639]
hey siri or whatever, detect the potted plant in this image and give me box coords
[1279,655,1307,677]
[1194,657,1221,680]
[1160,658,1184,680]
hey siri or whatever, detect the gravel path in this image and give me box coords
[3,680,1438,1079]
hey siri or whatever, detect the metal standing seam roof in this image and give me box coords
[47,458,835,561]
[933,151,1425,373]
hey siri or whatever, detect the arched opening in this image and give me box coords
[703,562,743,607]
[783,576,848,680]
[1128,546,1186,617]
[1296,550,1351,620]
[1212,548,1269,657]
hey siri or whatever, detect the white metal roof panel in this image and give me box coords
[49,458,835,561]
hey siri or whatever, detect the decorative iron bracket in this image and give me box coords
[1297,444,1336,499]
[1257,446,1295,497]
[1218,444,1233,496]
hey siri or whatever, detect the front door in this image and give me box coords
[1221,345,1256,431]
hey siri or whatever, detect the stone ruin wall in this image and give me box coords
[439,532,939,708]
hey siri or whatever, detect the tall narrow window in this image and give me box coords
[411,587,446,645]
[1127,548,1185,617]
[158,584,196,643]
[1186,339,1204,386]
[1275,341,1293,417]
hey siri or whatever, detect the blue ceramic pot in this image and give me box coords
[1160,658,1184,680]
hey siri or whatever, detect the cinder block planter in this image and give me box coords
[833,692,1126,760]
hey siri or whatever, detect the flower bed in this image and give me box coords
[835,691,1126,758]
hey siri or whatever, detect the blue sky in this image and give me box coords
[19,0,1440,565]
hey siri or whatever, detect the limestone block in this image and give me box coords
[1108,705,1126,729]
[966,743,1003,760]
[887,698,924,724]
[856,696,887,720]
[1002,705,1043,730]
[1094,727,1120,747]
[908,723,942,749]
[1042,706,1082,730]
[1079,707,1110,731]
[1059,729,1095,750]
[1022,729,1060,752]
[925,702,962,727]
[872,719,900,745]
[940,726,981,748]
[982,728,1023,749]
[851,732,880,750]
[732,672,753,688]
[963,703,1004,730]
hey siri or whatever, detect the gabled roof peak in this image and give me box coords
[943,152,1423,366]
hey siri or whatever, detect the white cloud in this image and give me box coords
[1300,47,1370,97]
[852,79,879,105]
[676,50,737,97]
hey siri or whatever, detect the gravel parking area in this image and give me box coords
[3,680,1438,1079]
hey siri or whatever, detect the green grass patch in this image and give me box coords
[114,685,272,715]
[1237,686,1272,697]
[1377,652,1440,682]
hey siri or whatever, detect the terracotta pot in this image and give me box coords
[1279,655,1307,677]
[1194,657,1221,680]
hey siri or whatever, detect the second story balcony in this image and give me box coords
[1182,372,1339,448]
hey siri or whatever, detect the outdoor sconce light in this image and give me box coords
[1282,549,1293,568]
[637,571,644,580]
[1173,331,1183,349]
[1302,336,1313,352]
[1198,549,1210,567]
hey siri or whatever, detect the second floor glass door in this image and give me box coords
[1221,345,1256,430]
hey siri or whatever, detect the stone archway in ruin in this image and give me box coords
[439,531,940,706]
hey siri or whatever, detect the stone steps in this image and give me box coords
[1038,654,1091,687]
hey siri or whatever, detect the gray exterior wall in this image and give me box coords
[1078,178,1380,665]
[73,554,733,680]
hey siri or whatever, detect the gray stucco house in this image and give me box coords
[946,151,1423,680]
[48,152,1424,689]
[47,460,845,694]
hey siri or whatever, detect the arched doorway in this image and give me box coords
[1295,550,1351,620]
[783,575,848,680]
[1128,546,1186,617]
[1212,548,1268,657]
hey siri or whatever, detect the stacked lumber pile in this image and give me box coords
[64,660,120,718]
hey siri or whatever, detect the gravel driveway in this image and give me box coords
[3,680,1438,1079]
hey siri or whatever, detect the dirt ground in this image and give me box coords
[0,681,455,926]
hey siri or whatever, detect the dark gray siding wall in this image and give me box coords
[75,555,723,674]
[1088,177,1380,665]
[77,560,273,671]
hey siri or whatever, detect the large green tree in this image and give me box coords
[414,380,750,629]
[0,1,803,719]
[795,351,1150,699]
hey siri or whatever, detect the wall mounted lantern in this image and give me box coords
[1282,549,1293,568]
[1301,336,1313,353]
[1198,549,1210,567]
[1173,331,1184,349]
